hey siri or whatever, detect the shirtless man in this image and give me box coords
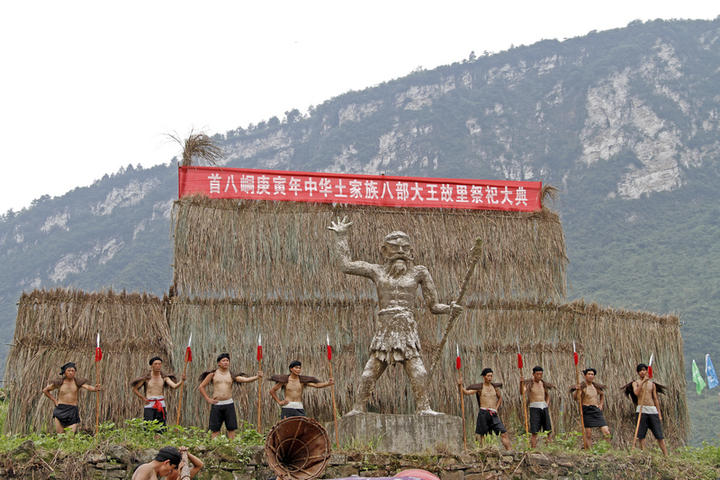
[328,218,462,415]
[571,368,611,449]
[520,366,554,448]
[269,360,334,419]
[42,362,102,434]
[132,446,181,480]
[198,353,262,439]
[458,368,512,451]
[131,356,186,430]
[623,363,668,455]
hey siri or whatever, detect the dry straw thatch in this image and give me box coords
[4,288,173,434]
[169,195,687,445]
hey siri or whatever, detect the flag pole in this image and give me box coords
[176,333,192,425]
[95,332,101,436]
[632,353,652,449]
[518,342,529,436]
[456,344,466,450]
[574,341,587,450]
[327,333,340,449]
[257,334,263,432]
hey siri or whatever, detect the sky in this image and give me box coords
[0,2,718,214]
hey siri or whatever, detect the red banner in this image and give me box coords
[178,166,542,212]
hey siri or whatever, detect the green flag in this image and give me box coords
[692,359,707,395]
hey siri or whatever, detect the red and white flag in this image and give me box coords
[648,353,654,378]
[326,333,332,361]
[456,344,461,370]
[573,341,578,366]
[95,333,102,362]
[257,334,262,362]
[185,333,193,362]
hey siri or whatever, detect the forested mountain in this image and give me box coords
[2,17,720,442]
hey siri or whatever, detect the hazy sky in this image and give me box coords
[1,2,717,214]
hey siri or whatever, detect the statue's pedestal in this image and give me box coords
[326,413,463,454]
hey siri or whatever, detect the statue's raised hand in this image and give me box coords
[327,216,353,234]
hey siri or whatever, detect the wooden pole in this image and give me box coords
[257,357,262,432]
[180,449,191,480]
[520,375,529,436]
[328,357,340,449]
[95,360,100,435]
[632,379,647,449]
[575,363,587,450]
[175,360,189,425]
[457,367,467,450]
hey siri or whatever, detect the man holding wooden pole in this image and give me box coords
[520,366,554,448]
[571,368,611,449]
[131,357,185,431]
[624,363,668,456]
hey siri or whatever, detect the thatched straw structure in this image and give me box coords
[4,193,688,447]
[171,196,567,301]
[4,288,173,434]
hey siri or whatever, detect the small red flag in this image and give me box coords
[327,345,332,361]
[95,347,102,362]
[456,356,461,370]
[573,352,579,365]
[517,353,523,369]
[648,365,653,378]
[185,346,193,362]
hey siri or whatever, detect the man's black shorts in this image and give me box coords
[209,403,238,432]
[582,405,608,428]
[529,407,551,434]
[53,404,80,426]
[143,408,167,429]
[635,412,664,440]
[281,407,307,419]
[476,409,507,436]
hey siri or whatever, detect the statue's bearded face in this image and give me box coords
[382,237,414,277]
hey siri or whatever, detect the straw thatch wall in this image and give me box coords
[171,196,568,302]
[4,288,173,435]
[168,297,687,447]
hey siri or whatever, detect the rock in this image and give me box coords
[136,448,158,465]
[200,469,236,480]
[329,453,347,465]
[360,469,389,477]
[219,462,246,471]
[323,465,360,478]
[96,462,125,470]
[244,445,265,465]
[440,469,464,480]
[86,450,108,464]
[105,444,133,465]
[526,453,552,466]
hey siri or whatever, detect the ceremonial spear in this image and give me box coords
[257,334,263,431]
[327,333,340,449]
[429,238,483,376]
[573,341,588,449]
[632,353,653,449]
[175,334,192,425]
[95,332,102,435]
[456,344,466,450]
[518,341,529,435]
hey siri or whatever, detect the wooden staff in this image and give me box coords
[176,334,192,425]
[327,333,340,449]
[632,353,653,449]
[180,448,191,480]
[429,238,483,376]
[95,332,101,436]
[257,334,263,432]
[574,341,587,450]
[456,344,467,450]
[518,344,529,436]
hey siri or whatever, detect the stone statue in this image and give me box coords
[328,217,462,415]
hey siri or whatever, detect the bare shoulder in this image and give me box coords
[131,463,155,480]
